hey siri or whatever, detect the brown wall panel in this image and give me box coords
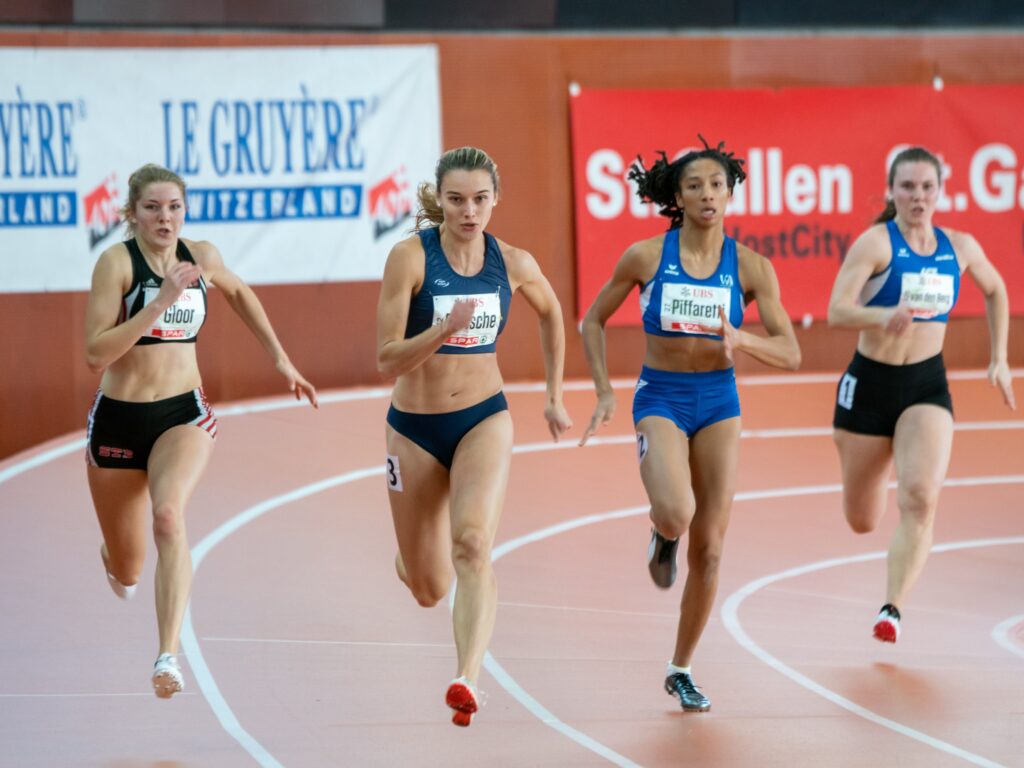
[73,0,226,26]
[224,0,384,29]
[0,0,72,24]
[3,30,1023,460]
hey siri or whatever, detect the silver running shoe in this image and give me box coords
[152,653,184,699]
[647,528,679,589]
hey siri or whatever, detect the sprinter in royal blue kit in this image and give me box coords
[84,163,316,699]
[580,138,800,712]
[828,146,1015,644]
[376,147,571,726]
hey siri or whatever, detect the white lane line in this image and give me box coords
[721,533,1024,768]
[0,691,196,698]
[0,438,86,485]
[991,615,1024,661]
[498,601,676,620]
[180,467,382,768]
[202,637,454,649]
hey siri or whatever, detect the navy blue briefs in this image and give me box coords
[386,391,509,469]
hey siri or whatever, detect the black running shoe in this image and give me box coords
[665,671,711,712]
[647,528,679,589]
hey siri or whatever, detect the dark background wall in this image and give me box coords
[2,22,1023,460]
[2,0,1023,28]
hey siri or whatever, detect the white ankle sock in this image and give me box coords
[667,662,691,676]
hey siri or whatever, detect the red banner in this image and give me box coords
[570,84,1024,324]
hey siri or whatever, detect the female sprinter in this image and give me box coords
[84,163,317,698]
[376,147,572,726]
[580,138,800,711]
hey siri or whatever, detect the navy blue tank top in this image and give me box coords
[860,220,960,323]
[405,227,511,355]
[120,238,207,345]
[639,228,745,338]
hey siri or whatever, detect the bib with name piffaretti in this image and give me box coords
[639,228,745,338]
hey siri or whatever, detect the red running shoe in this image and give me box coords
[446,676,479,727]
[873,603,901,643]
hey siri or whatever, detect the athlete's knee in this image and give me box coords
[151,502,185,544]
[845,509,878,534]
[408,576,449,607]
[649,498,694,540]
[451,527,492,575]
[897,481,939,522]
[686,539,724,582]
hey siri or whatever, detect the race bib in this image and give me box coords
[433,292,502,348]
[142,285,206,340]
[900,271,954,319]
[660,284,731,334]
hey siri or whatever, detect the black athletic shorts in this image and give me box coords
[86,388,217,469]
[832,351,952,437]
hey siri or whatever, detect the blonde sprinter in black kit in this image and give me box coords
[376,147,572,726]
[84,164,317,698]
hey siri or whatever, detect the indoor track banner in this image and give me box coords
[569,84,1024,323]
[0,46,441,292]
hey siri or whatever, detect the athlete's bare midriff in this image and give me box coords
[856,321,947,365]
[644,334,734,373]
[99,343,202,402]
[391,353,504,413]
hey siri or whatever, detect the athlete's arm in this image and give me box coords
[84,245,199,372]
[375,237,475,380]
[578,240,651,445]
[726,250,801,370]
[193,240,317,407]
[505,246,572,441]
[950,229,1015,409]
[827,225,911,334]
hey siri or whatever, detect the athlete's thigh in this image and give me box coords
[635,415,692,509]
[146,425,216,510]
[448,410,513,540]
[385,425,451,577]
[892,404,954,493]
[88,465,150,554]
[833,428,893,519]
[687,416,741,534]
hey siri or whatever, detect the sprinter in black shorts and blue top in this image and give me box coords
[828,146,1015,644]
[84,164,317,699]
[580,138,801,712]
[375,147,571,727]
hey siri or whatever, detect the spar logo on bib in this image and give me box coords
[142,285,206,340]
[433,292,502,348]
[900,270,954,319]
[660,284,731,334]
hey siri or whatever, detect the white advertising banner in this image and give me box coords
[0,46,441,292]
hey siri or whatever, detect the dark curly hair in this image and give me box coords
[627,135,747,230]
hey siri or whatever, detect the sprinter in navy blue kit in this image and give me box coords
[828,146,1015,643]
[376,147,571,726]
[84,163,317,698]
[580,138,801,712]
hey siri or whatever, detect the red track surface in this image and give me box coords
[2,373,1022,767]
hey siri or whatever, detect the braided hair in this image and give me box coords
[627,135,747,230]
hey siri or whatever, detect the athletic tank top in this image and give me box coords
[860,220,960,323]
[404,227,511,355]
[639,228,745,338]
[120,238,208,345]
